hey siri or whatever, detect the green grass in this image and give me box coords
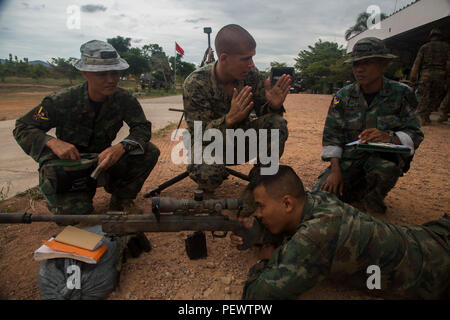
[0,77,182,99]
[16,185,44,201]
[1,76,83,87]
[142,88,183,98]
[0,182,11,202]
[152,122,178,138]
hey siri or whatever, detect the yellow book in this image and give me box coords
[55,225,104,251]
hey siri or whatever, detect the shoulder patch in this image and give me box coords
[331,96,340,108]
[33,105,49,121]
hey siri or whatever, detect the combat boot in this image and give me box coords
[420,115,431,126]
[109,196,143,214]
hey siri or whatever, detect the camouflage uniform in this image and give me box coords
[243,191,450,299]
[313,38,424,212]
[313,77,424,207]
[183,62,288,191]
[437,70,450,122]
[410,29,449,120]
[438,90,450,121]
[13,41,160,215]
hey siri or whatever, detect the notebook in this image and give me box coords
[34,238,107,264]
[55,225,104,251]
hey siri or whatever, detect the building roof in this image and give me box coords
[346,0,449,54]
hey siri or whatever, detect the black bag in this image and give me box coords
[37,225,122,300]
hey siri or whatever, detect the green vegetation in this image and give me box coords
[142,88,183,98]
[1,35,197,92]
[16,185,44,201]
[0,182,10,202]
[345,12,388,41]
[152,122,178,138]
[106,36,196,89]
[295,39,352,94]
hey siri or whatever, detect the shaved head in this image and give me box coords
[215,24,256,56]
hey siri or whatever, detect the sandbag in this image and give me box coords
[37,225,123,300]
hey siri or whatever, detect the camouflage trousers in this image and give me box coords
[39,142,160,215]
[312,153,402,205]
[438,89,450,117]
[187,113,288,192]
[416,70,446,116]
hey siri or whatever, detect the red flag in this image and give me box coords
[175,42,184,55]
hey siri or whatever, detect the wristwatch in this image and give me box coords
[120,141,137,153]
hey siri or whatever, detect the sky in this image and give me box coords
[0,0,416,70]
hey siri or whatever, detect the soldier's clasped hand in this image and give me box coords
[265,74,291,109]
[225,85,254,128]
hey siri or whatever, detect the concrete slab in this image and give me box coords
[0,95,183,199]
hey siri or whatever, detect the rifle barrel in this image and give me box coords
[0,213,241,232]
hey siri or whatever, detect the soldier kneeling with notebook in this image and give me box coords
[313,38,424,214]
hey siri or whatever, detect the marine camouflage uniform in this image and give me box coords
[410,29,449,121]
[13,41,160,215]
[183,61,288,191]
[243,191,450,299]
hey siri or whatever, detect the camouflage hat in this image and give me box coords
[344,37,397,63]
[73,40,129,72]
[429,28,443,39]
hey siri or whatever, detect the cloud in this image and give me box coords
[81,4,107,13]
[185,18,209,24]
[0,0,421,70]
[20,2,45,10]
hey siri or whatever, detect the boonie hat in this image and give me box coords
[429,28,443,39]
[74,40,129,72]
[345,37,397,63]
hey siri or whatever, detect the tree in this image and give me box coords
[107,36,131,55]
[142,43,172,89]
[345,11,388,40]
[270,61,287,68]
[294,39,351,93]
[50,57,79,84]
[0,64,7,82]
[31,64,49,81]
[169,55,196,82]
[122,47,149,83]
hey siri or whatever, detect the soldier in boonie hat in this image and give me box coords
[314,36,423,215]
[344,37,397,63]
[429,28,443,39]
[13,39,160,220]
[74,40,129,72]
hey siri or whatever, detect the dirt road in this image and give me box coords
[0,93,449,299]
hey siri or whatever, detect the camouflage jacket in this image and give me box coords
[242,191,450,300]
[410,40,449,82]
[183,61,284,139]
[321,77,424,162]
[13,82,152,162]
